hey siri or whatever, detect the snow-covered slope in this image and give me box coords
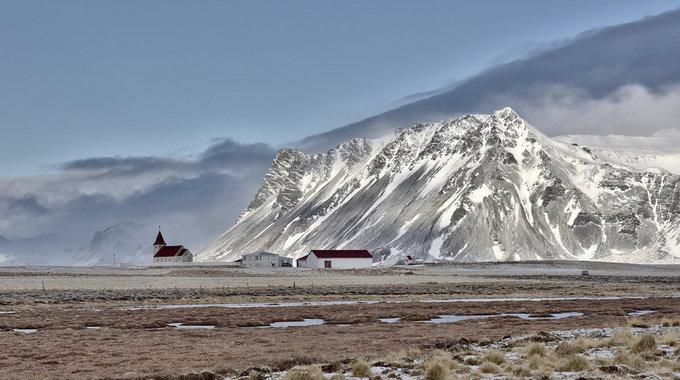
[197,108,680,264]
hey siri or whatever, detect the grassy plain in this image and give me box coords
[1,261,679,379]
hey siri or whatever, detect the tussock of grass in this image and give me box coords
[478,362,500,374]
[661,318,674,327]
[630,333,657,353]
[424,361,449,380]
[554,341,585,357]
[510,364,531,377]
[663,330,680,347]
[351,359,372,378]
[574,337,598,350]
[406,348,422,361]
[482,349,507,366]
[283,365,325,380]
[614,348,646,370]
[606,330,635,347]
[382,351,407,365]
[627,317,648,328]
[329,374,346,380]
[523,342,546,357]
[557,354,589,372]
[424,351,457,380]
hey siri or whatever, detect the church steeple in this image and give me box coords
[154,230,166,246]
[153,228,166,255]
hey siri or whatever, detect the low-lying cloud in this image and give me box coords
[496,83,680,136]
[0,138,276,256]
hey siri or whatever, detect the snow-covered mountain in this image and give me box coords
[74,222,153,265]
[197,108,680,264]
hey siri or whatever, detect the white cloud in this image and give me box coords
[498,84,680,136]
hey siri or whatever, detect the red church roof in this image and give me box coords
[310,250,372,259]
[154,231,166,245]
[154,245,187,257]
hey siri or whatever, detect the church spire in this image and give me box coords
[154,229,166,246]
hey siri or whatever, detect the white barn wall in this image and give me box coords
[304,254,372,269]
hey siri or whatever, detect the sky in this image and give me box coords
[2,1,680,177]
[2,1,680,264]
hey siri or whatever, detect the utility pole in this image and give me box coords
[113,254,116,268]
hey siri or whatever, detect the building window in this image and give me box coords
[324,260,332,268]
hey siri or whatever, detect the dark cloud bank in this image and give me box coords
[2,9,680,264]
[298,9,680,152]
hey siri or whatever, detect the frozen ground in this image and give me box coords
[0,261,679,291]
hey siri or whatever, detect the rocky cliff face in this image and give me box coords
[197,108,680,264]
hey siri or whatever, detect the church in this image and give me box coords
[152,230,193,263]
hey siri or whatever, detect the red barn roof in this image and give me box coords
[154,231,166,245]
[310,250,372,259]
[154,245,185,257]
[297,254,309,261]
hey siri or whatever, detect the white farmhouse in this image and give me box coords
[296,250,373,269]
[241,251,293,268]
[152,230,193,263]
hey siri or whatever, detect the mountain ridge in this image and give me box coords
[199,108,680,264]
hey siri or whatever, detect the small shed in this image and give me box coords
[297,250,373,269]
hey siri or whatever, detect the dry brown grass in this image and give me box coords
[478,362,500,374]
[481,349,507,366]
[627,317,648,328]
[523,342,546,357]
[283,365,325,380]
[509,364,531,377]
[574,336,598,350]
[351,359,372,378]
[557,354,589,372]
[606,330,635,347]
[554,341,585,357]
[663,330,680,347]
[424,354,456,380]
[406,348,422,361]
[630,333,657,353]
[329,374,346,380]
[614,348,646,370]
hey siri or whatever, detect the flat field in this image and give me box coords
[1,261,680,379]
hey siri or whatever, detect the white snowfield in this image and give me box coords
[197,108,680,264]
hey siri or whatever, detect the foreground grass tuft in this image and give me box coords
[482,349,507,366]
[523,342,546,357]
[283,365,324,380]
[557,354,589,372]
[554,341,585,357]
[630,333,657,353]
[424,351,457,380]
[607,330,635,347]
[351,359,372,378]
[478,362,500,374]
